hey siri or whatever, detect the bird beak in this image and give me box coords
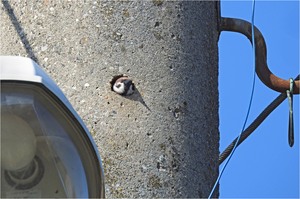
[123,79,132,87]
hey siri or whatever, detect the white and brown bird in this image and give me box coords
[112,75,135,96]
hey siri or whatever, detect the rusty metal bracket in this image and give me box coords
[220,17,299,94]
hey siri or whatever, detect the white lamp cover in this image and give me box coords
[0,56,104,198]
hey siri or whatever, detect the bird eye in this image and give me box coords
[115,84,121,88]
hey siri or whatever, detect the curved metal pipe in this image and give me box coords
[220,17,299,94]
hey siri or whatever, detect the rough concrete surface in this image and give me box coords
[1,0,219,198]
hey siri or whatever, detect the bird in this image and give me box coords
[112,76,135,96]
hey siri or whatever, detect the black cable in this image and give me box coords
[219,75,300,165]
[2,0,39,64]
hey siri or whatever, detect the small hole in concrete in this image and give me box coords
[157,162,160,169]
[110,74,135,96]
[110,74,126,91]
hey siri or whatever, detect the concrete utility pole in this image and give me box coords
[1,1,220,197]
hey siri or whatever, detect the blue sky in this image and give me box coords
[219,1,299,198]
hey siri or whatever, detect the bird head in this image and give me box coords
[112,77,134,96]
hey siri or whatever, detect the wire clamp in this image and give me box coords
[286,78,294,147]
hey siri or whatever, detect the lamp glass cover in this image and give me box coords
[1,82,104,198]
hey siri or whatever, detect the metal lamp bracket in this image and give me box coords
[220,17,299,94]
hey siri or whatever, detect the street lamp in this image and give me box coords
[0,56,105,198]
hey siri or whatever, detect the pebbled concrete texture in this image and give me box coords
[1,0,219,197]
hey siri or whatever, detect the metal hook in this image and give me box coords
[220,17,299,94]
[287,78,294,147]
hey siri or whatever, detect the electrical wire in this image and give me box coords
[219,74,300,164]
[208,1,256,198]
